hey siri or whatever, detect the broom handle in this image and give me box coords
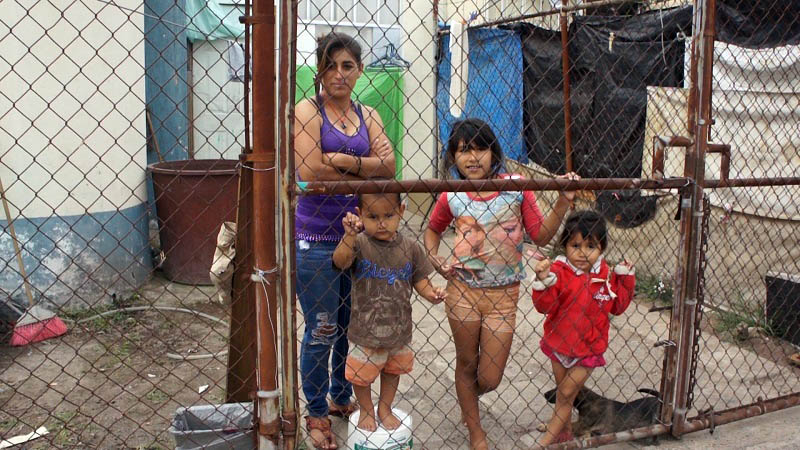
[0,175,36,308]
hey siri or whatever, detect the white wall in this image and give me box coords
[0,0,146,219]
[191,39,246,160]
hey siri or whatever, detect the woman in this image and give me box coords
[294,32,395,450]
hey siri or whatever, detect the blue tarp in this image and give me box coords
[436,28,526,170]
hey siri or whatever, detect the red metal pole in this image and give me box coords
[278,0,298,447]
[670,0,716,438]
[560,0,574,172]
[251,0,279,447]
[299,177,691,195]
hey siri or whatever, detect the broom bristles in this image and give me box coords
[10,316,68,346]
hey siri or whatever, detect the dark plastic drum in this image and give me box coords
[149,160,238,285]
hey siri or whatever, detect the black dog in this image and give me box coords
[543,387,661,439]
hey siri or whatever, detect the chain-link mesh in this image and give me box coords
[1,0,798,449]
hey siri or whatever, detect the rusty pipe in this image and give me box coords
[682,392,800,434]
[706,143,730,181]
[560,0,574,172]
[251,0,279,447]
[652,135,693,179]
[543,423,672,450]
[278,0,298,447]
[438,0,644,34]
[543,391,800,450]
[706,176,800,188]
[671,0,717,438]
[298,177,691,196]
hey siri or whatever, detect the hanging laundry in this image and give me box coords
[436,27,526,165]
[227,41,246,82]
[568,6,692,178]
[448,21,469,117]
[513,23,593,175]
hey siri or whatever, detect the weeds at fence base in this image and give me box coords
[636,274,674,307]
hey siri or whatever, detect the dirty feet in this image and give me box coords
[357,409,378,432]
[468,428,489,450]
[305,416,337,450]
[378,406,402,430]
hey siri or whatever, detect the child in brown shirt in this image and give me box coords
[333,192,446,431]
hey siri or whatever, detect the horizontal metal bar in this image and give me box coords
[544,423,672,449]
[545,392,800,449]
[297,177,691,195]
[705,177,800,188]
[439,0,646,34]
[680,392,800,434]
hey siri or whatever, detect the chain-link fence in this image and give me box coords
[1,0,798,449]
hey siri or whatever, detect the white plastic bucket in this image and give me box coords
[346,408,413,450]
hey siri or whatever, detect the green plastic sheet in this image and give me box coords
[185,0,244,42]
[296,65,405,179]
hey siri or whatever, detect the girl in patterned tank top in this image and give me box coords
[424,118,580,450]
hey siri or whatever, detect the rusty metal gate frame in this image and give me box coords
[234,0,800,447]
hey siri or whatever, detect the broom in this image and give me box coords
[1,175,67,346]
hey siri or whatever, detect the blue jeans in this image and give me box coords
[296,240,352,417]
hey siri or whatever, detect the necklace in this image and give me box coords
[327,103,350,130]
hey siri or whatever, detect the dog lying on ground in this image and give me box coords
[541,387,661,439]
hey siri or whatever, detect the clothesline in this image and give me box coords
[438,0,660,34]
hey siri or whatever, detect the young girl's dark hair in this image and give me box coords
[314,32,362,93]
[558,210,608,251]
[445,118,504,179]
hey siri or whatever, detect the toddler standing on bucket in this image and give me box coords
[532,210,635,445]
[333,192,447,432]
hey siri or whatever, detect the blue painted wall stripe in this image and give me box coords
[1,203,152,308]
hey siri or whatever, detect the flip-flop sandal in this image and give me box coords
[789,353,800,368]
[328,401,358,419]
[305,416,337,449]
[554,429,575,444]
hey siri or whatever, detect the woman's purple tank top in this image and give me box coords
[295,96,371,241]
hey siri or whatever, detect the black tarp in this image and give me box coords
[515,8,692,227]
[717,0,800,48]
[516,8,692,180]
[568,7,693,178]
[511,3,799,227]
[513,23,591,175]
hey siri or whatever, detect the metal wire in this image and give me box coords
[1,0,798,448]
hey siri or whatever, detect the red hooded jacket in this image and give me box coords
[532,256,635,357]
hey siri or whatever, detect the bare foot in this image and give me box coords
[305,416,337,450]
[357,411,378,432]
[468,428,489,450]
[378,406,402,430]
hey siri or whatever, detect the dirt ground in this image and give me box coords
[0,279,229,449]
[1,211,798,449]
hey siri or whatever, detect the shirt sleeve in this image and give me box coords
[427,192,454,234]
[521,190,544,239]
[411,240,435,283]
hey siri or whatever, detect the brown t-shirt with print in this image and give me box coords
[346,232,434,349]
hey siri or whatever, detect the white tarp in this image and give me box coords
[685,41,800,93]
[643,87,800,221]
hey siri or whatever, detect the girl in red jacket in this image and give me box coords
[531,210,635,445]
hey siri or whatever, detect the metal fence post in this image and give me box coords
[250,0,280,447]
[278,0,299,447]
[669,0,716,437]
